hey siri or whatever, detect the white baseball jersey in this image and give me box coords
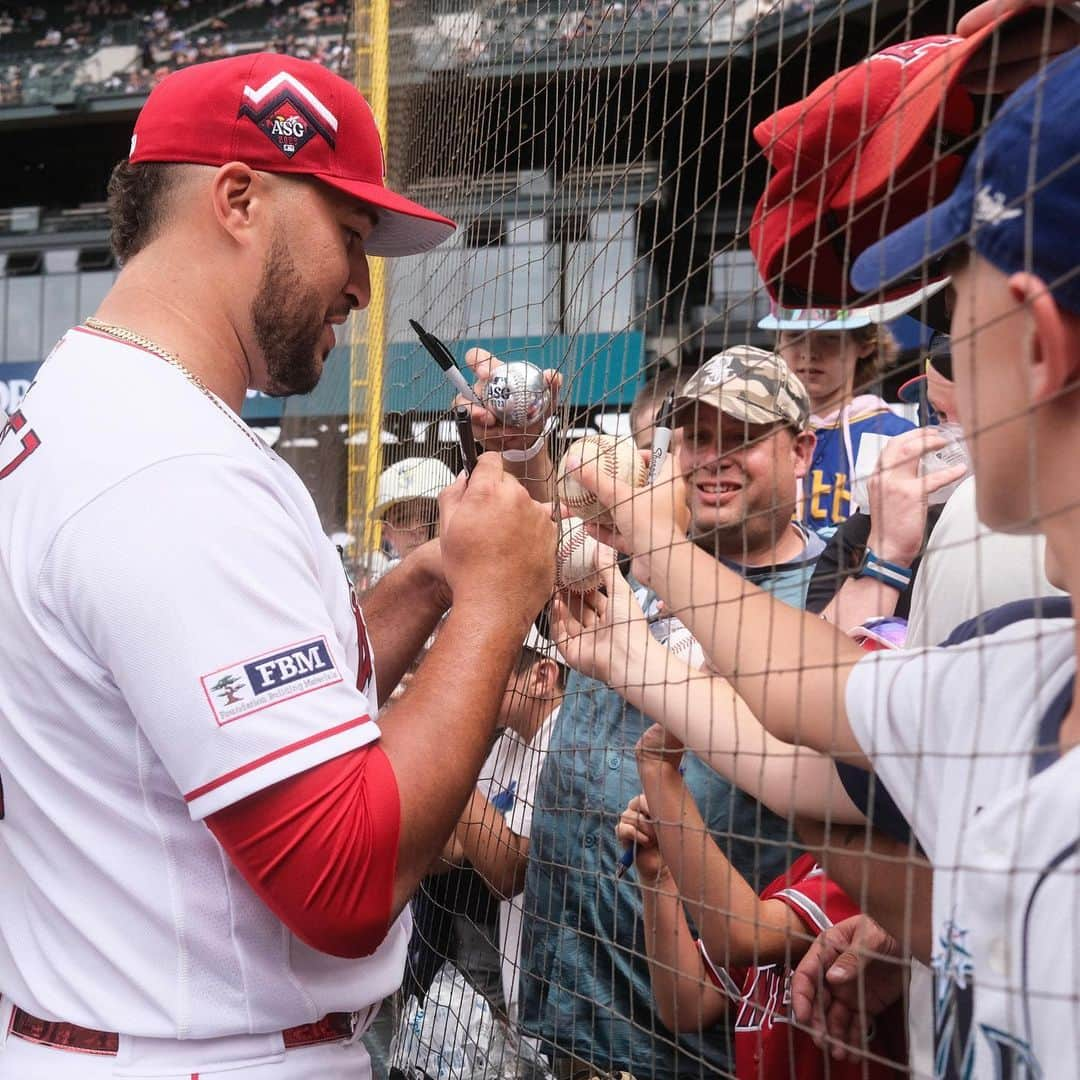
[0,328,409,1040]
[475,706,558,1016]
[847,611,1079,1078]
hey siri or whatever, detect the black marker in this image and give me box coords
[410,318,484,407]
[454,404,479,475]
[646,390,676,486]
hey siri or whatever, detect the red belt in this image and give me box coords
[7,1004,359,1056]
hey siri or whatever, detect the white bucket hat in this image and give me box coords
[524,625,567,669]
[373,457,455,519]
[757,279,949,331]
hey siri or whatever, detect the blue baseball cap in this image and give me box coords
[851,47,1080,314]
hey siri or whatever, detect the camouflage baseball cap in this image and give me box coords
[674,346,810,429]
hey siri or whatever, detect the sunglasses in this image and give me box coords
[924,331,953,382]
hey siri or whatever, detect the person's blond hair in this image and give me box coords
[852,323,900,390]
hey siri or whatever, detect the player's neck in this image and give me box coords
[93,265,251,414]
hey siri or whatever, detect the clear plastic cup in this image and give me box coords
[919,423,971,506]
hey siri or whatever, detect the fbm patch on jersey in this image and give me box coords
[200,636,342,725]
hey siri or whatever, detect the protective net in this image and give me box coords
[273,2,1080,1079]
[0,0,1072,1076]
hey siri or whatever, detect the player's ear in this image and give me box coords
[1009,272,1080,406]
[209,162,263,244]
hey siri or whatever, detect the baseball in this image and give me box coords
[557,434,648,527]
[481,361,551,427]
[555,517,605,594]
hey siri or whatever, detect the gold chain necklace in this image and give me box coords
[84,317,264,450]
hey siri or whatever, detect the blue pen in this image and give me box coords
[616,761,685,880]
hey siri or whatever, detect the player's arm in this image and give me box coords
[358,538,452,705]
[635,725,805,971]
[551,561,867,823]
[450,787,530,899]
[61,453,554,960]
[561,456,868,765]
[356,456,556,916]
[616,794,730,1034]
[208,501,555,956]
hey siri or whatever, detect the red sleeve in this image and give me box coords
[205,743,401,959]
[764,856,860,936]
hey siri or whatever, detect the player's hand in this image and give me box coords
[866,428,968,568]
[790,914,906,1061]
[438,454,557,618]
[615,793,669,885]
[558,442,690,581]
[550,550,656,687]
[956,0,1080,92]
[452,347,562,454]
[402,538,454,612]
[635,722,685,775]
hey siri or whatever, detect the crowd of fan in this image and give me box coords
[0,0,350,102]
[0,0,834,106]
[350,8,1080,1079]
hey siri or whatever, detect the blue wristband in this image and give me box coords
[859,549,913,591]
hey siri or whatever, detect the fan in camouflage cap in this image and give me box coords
[671,345,823,580]
[674,345,811,430]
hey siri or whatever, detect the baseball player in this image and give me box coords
[0,54,555,1079]
[564,48,1080,1077]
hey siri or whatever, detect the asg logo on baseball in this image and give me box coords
[200,636,342,725]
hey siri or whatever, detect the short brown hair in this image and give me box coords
[630,363,682,446]
[106,160,180,265]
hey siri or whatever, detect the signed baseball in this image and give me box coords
[555,517,605,594]
[557,434,648,527]
[481,361,551,427]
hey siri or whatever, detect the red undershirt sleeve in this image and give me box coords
[205,743,401,959]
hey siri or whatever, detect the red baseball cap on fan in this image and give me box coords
[128,53,455,257]
[749,10,1032,306]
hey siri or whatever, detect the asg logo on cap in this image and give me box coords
[239,71,339,158]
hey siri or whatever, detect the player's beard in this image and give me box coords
[250,231,327,398]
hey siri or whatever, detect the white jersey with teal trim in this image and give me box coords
[847,615,1079,1078]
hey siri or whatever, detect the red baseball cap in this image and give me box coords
[128,53,455,257]
[749,11,1031,306]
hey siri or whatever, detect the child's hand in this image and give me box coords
[635,722,686,774]
[616,794,668,885]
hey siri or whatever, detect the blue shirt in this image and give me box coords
[803,400,914,531]
[518,549,820,1078]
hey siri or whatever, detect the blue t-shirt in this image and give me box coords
[803,400,914,532]
[518,547,821,1078]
